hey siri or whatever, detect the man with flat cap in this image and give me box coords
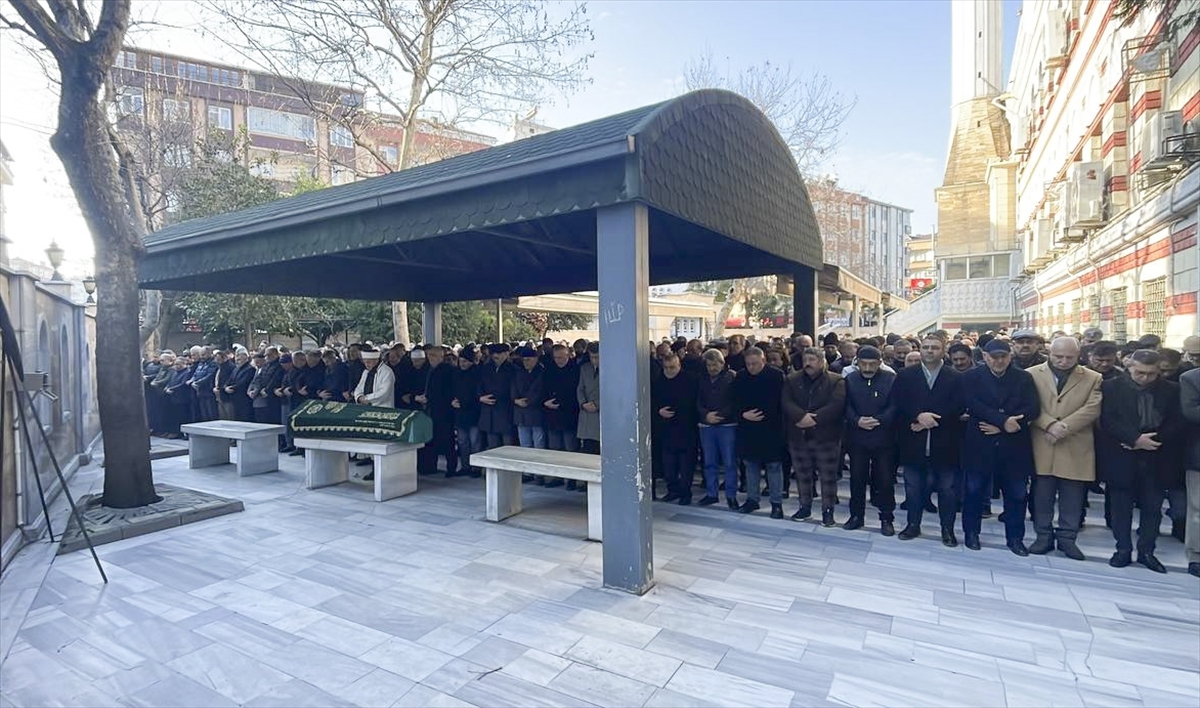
[960,338,1040,554]
[1011,329,1048,370]
[842,345,898,535]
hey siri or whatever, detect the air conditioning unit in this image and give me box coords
[1066,160,1105,228]
[1045,8,1068,65]
[1143,110,1184,168]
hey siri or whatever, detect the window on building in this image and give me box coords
[1089,294,1102,326]
[117,88,144,117]
[340,93,363,107]
[945,258,968,280]
[968,255,993,279]
[1110,287,1128,342]
[208,105,232,130]
[113,50,137,69]
[1071,297,1082,332]
[1056,303,1065,329]
[379,145,399,166]
[246,107,316,142]
[249,160,276,178]
[330,125,354,148]
[1142,277,1167,337]
[151,56,163,74]
[992,254,1011,277]
[163,98,190,123]
[165,191,181,213]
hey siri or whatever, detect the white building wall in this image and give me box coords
[952,0,1004,106]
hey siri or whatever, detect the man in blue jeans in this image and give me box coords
[731,347,787,518]
[697,349,738,509]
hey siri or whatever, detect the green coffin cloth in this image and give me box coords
[288,400,433,444]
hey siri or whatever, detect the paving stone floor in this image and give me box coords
[0,452,1197,707]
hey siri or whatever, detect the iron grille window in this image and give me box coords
[1090,294,1101,326]
[1143,277,1167,338]
[1071,298,1082,332]
[1111,287,1128,342]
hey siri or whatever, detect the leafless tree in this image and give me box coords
[683,49,855,335]
[201,0,593,344]
[683,49,855,178]
[0,0,160,507]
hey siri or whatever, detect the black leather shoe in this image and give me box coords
[843,515,864,531]
[355,458,374,467]
[899,500,909,511]
[897,525,921,540]
[941,529,958,548]
[981,507,993,519]
[880,520,895,537]
[965,534,981,551]
[697,496,719,506]
[1109,551,1132,568]
[1137,554,1167,574]
[770,503,784,520]
[362,471,375,482]
[1028,536,1053,555]
[1188,562,1200,578]
[790,507,812,521]
[1057,539,1085,561]
[727,497,740,511]
[821,509,836,527]
[925,502,938,514]
[738,501,760,514]
[662,493,681,503]
[288,449,304,456]
[1008,540,1029,556]
[679,497,692,506]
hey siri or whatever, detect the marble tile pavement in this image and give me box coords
[0,452,1197,707]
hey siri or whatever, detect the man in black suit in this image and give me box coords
[893,335,965,545]
[652,353,699,505]
[1097,349,1185,573]
[960,339,1040,555]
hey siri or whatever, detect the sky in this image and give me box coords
[0,0,1021,277]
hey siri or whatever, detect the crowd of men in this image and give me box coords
[142,326,1200,578]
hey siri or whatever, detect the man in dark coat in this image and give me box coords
[212,350,236,420]
[189,347,219,422]
[277,353,305,452]
[397,349,428,410]
[318,350,348,403]
[782,347,846,526]
[731,347,788,518]
[344,344,365,402]
[697,348,738,510]
[477,343,517,449]
[1097,349,1185,573]
[843,345,898,535]
[512,346,547,449]
[417,345,458,476]
[653,353,699,505]
[961,339,1040,555]
[450,346,483,476]
[542,344,581,454]
[250,347,285,448]
[224,350,255,422]
[1011,329,1048,370]
[893,335,965,544]
[1180,367,1200,578]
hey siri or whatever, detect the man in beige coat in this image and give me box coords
[1028,337,1103,560]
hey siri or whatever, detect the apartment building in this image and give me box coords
[109,47,495,218]
[806,178,912,295]
[1009,0,1199,345]
[904,233,937,297]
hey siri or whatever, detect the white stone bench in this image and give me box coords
[181,421,285,477]
[294,437,422,502]
[472,446,603,541]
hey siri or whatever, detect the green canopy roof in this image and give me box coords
[139,89,822,302]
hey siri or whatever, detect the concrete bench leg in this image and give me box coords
[486,468,522,522]
[375,449,418,502]
[236,435,279,477]
[189,435,230,469]
[586,482,603,541]
[306,449,349,489]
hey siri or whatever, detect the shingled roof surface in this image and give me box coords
[140,89,822,302]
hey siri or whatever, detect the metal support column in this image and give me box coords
[422,302,443,344]
[596,202,654,595]
[850,295,860,338]
[793,267,817,336]
[496,299,504,342]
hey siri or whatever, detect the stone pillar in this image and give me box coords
[596,202,653,595]
[495,299,504,342]
[422,302,442,344]
[850,295,860,337]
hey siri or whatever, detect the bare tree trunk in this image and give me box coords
[391,301,410,346]
[47,39,157,507]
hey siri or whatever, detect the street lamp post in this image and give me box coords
[82,275,97,304]
[45,240,65,281]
